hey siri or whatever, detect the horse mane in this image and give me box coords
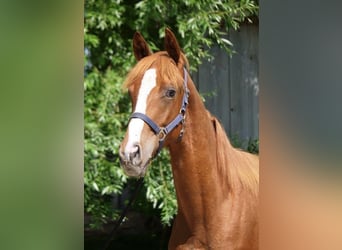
[123,51,189,90]
[211,115,259,196]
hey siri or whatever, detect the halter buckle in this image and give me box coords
[158,127,167,141]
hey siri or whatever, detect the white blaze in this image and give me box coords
[125,69,157,155]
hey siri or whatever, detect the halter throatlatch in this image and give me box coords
[129,67,190,157]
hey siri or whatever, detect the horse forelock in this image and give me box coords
[123,51,189,91]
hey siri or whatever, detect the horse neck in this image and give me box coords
[168,77,229,209]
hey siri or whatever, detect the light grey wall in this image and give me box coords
[192,23,259,147]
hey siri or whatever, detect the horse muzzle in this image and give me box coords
[119,143,149,177]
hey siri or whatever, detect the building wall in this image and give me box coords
[192,23,259,148]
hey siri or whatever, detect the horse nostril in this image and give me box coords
[129,144,140,161]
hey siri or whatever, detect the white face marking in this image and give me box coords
[125,69,157,155]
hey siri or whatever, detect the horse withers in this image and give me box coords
[119,28,259,250]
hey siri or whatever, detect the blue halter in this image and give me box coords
[129,67,190,157]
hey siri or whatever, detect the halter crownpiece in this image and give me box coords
[129,67,190,157]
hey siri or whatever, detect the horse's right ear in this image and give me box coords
[133,32,152,61]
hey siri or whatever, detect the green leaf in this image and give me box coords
[221,38,233,46]
[101,186,110,195]
[92,182,99,192]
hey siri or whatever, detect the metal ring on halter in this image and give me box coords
[158,127,167,141]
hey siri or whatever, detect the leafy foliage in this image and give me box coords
[144,150,177,226]
[84,0,258,228]
[247,138,259,154]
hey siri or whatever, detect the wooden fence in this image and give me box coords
[192,22,259,148]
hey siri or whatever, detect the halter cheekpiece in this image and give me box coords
[129,67,190,157]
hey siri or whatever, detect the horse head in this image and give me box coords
[119,29,189,177]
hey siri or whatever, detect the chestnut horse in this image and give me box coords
[119,29,259,250]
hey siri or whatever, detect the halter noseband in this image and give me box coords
[129,67,190,157]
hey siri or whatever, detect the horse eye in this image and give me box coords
[165,88,176,98]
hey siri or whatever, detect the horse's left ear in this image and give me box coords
[164,28,181,64]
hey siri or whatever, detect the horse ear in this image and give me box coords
[133,32,152,61]
[164,28,181,64]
